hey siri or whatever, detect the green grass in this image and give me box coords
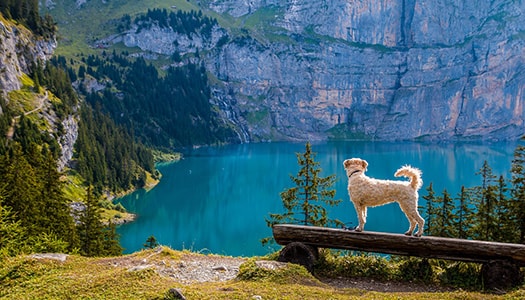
[62,170,87,202]
[0,247,520,299]
[46,0,203,61]
[7,74,39,114]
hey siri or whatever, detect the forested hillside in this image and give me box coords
[77,52,236,148]
[72,8,238,148]
[0,3,143,257]
[0,0,55,38]
[0,2,239,257]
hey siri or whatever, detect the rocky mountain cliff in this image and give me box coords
[0,16,75,169]
[0,18,56,96]
[76,0,525,141]
[206,0,525,141]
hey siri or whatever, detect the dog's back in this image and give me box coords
[349,174,416,207]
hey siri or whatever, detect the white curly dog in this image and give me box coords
[343,158,425,237]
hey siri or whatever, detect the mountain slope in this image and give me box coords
[47,0,525,141]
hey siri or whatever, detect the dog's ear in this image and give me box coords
[343,159,352,169]
[361,159,368,170]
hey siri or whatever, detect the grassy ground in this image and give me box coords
[0,247,523,299]
[46,0,204,61]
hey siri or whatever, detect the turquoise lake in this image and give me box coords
[116,141,519,256]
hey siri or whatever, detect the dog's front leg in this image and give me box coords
[355,205,366,232]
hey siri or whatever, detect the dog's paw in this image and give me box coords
[404,231,413,236]
[342,225,358,231]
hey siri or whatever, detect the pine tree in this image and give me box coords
[493,175,515,242]
[456,186,474,239]
[422,183,437,235]
[2,143,40,235]
[423,183,444,236]
[36,148,78,250]
[471,161,498,241]
[143,235,159,249]
[0,196,27,257]
[263,142,343,245]
[438,189,457,238]
[102,221,123,256]
[77,186,105,256]
[510,143,525,243]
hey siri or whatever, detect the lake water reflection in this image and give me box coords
[116,141,518,256]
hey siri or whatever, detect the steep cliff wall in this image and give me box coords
[202,0,525,141]
[112,0,525,141]
[0,16,76,168]
[0,18,56,96]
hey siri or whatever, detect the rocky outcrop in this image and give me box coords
[109,0,525,141]
[0,17,77,167]
[0,19,56,96]
[57,114,78,171]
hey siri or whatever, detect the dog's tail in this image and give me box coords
[394,165,423,190]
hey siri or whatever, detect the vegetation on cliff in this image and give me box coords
[0,0,56,38]
[77,52,237,148]
[0,8,150,257]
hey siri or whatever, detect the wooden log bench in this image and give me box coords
[272,224,525,290]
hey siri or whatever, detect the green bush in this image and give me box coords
[237,259,314,284]
[314,250,484,289]
[438,261,481,289]
[396,257,434,283]
[315,250,395,280]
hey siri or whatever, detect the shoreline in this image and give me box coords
[109,156,181,225]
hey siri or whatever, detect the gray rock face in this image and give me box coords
[121,24,226,56]
[208,0,525,141]
[0,20,56,97]
[0,18,76,167]
[121,0,525,141]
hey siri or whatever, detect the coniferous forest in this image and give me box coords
[0,4,235,257]
[423,146,525,244]
[0,3,124,257]
[0,0,55,38]
[79,52,236,148]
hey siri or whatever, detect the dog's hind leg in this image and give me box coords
[414,213,425,237]
[398,202,418,236]
[405,218,417,236]
[405,206,425,237]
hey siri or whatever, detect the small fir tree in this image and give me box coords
[456,186,474,239]
[494,175,514,242]
[437,189,457,238]
[143,235,159,249]
[263,142,343,245]
[77,186,105,256]
[422,183,437,235]
[102,221,123,256]
[510,143,525,243]
[471,161,499,241]
[76,186,122,257]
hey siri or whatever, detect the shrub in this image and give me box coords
[396,257,434,283]
[315,249,395,280]
[438,261,481,289]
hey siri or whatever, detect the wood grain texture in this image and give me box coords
[273,224,525,265]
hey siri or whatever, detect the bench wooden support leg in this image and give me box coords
[278,242,319,273]
[481,260,524,291]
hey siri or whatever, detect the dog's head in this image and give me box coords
[343,158,368,178]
